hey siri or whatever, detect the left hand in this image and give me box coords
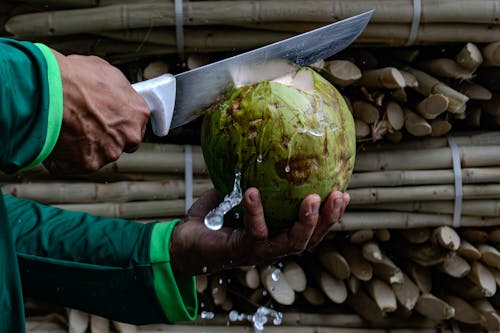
[169,187,349,276]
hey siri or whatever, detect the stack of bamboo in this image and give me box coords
[2,132,500,332]
[1,0,500,62]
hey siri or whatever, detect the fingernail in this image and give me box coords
[248,189,260,203]
[334,198,343,211]
[333,191,342,199]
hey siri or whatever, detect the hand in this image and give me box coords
[43,50,150,174]
[169,188,350,276]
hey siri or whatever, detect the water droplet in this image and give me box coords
[219,278,224,285]
[229,310,239,321]
[204,171,243,230]
[262,290,268,296]
[284,165,290,173]
[200,311,214,319]
[212,288,219,294]
[271,269,281,281]
[202,266,208,273]
[256,154,263,163]
[234,212,240,220]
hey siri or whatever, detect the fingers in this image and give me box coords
[286,194,321,253]
[242,187,268,240]
[186,188,221,218]
[309,191,349,247]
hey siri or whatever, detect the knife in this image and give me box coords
[132,10,373,136]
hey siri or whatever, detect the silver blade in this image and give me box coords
[171,10,373,128]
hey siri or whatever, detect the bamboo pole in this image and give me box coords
[483,41,500,67]
[352,100,380,124]
[404,110,432,137]
[440,294,485,324]
[342,244,373,282]
[453,81,492,101]
[354,145,500,171]
[406,262,432,294]
[415,94,449,120]
[473,299,500,330]
[385,100,405,131]
[455,42,483,71]
[458,240,482,261]
[431,226,460,251]
[282,259,307,292]
[414,294,455,321]
[316,247,350,280]
[321,60,361,87]
[391,272,420,311]
[360,68,406,89]
[367,278,397,313]
[349,229,374,244]
[468,261,497,297]
[417,58,474,80]
[403,67,469,114]
[313,263,348,304]
[478,244,500,270]
[259,265,295,305]
[438,252,471,278]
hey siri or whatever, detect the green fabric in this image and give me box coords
[0,195,26,333]
[22,43,63,170]
[150,221,198,323]
[0,38,52,173]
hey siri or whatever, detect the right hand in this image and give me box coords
[43,50,150,175]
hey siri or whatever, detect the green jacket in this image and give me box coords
[0,38,197,333]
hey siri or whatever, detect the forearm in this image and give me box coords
[5,194,197,324]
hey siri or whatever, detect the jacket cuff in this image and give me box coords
[22,43,63,170]
[150,220,197,323]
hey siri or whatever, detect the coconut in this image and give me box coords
[201,67,355,231]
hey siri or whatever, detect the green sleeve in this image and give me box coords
[4,194,197,324]
[0,38,63,173]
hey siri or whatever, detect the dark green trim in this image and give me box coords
[150,220,197,323]
[22,43,63,170]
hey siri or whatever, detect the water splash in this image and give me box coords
[200,311,214,319]
[204,171,243,230]
[256,154,263,163]
[271,269,281,281]
[284,165,290,173]
[227,306,283,332]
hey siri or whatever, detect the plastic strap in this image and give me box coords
[184,144,193,214]
[447,135,463,228]
[174,0,185,59]
[406,0,421,46]
[451,321,461,333]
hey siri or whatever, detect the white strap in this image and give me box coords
[451,321,461,333]
[174,0,185,59]
[184,144,193,214]
[447,135,463,228]
[406,0,422,46]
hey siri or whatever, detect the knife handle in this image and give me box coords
[132,73,176,137]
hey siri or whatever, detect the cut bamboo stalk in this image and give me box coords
[490,229,500,243]
[314,264,347,304]
[458,240,482,261]
[196,275,209,293]
[398,70,418,88]
[454,81,492,101]
[407,243,448,267]
[385,100,405,131]
[354,145,500,171]
[322,60,361,87]
[461,229,489,244]
[90,314,109,333]
[406,262,432,293]
[67,308,89,333]
[455,42,483,71]
[236,266,260,289]
[347,275,361,294]
[404,109,432,136]
[301,286,325,306]
[376,229,391,242]
[187,54,212,70]
[142,60,169,80]
[316,247,350,280]
[360,67,406,89]
[473,298,500,330]
[478,244,500,270]
[437,252,471,278]
[482,41,500,67]
[282,259,307,292]
[349,167,500,189]
[414,293,455,321]
[391,273,420,311]
[362,242,383,264]
[468,261,497,297]
[390,88,407,103]
[415,94,449,120]
[210,275,229,307]
[259,265,295,305]
[354,119,371,139]
[440,294,485,324]
[404,67,469,114]
[112,321,137,333]
[399,228,431,244]
[349,229,374,244]
[345,290,386,325]
[431,226,460,251]
[430,119,452,137]
[417,58,474,80]
[372,254,403,284]
[342,244,373,282]
[352,100,380,124]
[367,278,397,313]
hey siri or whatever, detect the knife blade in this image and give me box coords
[133,10,373,136]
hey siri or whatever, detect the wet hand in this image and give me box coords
[169,187,349,276]
[43,50,150,174]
